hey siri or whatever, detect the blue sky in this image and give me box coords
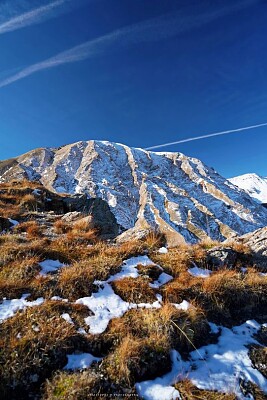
[0,0,267,178]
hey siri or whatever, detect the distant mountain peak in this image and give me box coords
[1,140,267,243]
[229,173,267,204]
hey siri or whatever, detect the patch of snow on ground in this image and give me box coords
[61,313,74,324]
[136,320,267,400]
[174,300,191,311]
[32,189,42,196]
[107,255,155,283]
[0,294,44,322]
[39,259,66,275]
[158,247,168,254]
[188,266,212,278]
[150,272,173,288]
[64,352,101,370]
[8,218,19,226]
[76,256,171,334]
[76,283,130,334]
[136,351,181,400]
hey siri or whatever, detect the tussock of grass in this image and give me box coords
[0,301,93,398]
[175,380,237,399]
[107,303,210,358]
[102,334,171,385]
[53,219,70,234]
[43,368,141,400]
[163,269,267,325]
[112,276,157,303]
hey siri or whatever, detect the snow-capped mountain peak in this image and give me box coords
[1,140,267,244]
[229,173,267,204]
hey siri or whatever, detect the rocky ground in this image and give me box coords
[0,180,266,400]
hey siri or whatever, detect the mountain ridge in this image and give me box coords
[1,139,267,243]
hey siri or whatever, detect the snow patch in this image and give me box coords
[0,294,44,322]
[188,266,212,278]
[39,259,66,275]
[64,352,101,370]
[136,320,267,400]
[158,247,168,254]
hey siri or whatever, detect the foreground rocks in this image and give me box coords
[235,227,267,268]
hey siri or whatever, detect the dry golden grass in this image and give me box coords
[103,334,171,385]
[162,272,201,303]
[175,380,237,399]
[43,369,140,400]
[150,245,192,276]
[0,301,91,398]
[107,303,210,358]
[112,276,157,303]
[227,240,251,254]
[53,219,71,234]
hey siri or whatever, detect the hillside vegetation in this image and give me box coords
[0,180,266,400]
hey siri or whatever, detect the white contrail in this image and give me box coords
[0,0,71,35]
[145,122,267,150]
[0,0,255,89]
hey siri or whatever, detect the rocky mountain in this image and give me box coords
[1,140,267,244]
[229,173,267,204]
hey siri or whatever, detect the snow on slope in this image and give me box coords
[229,173,267,203]
[1,140,267,243]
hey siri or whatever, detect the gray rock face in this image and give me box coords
[85,198,119,238]
[61,211,82,223]
[207,247,239,268]
[64,198,119,238]
[241,227,267,257]
[1,140,267,243]
[237,227,267,268]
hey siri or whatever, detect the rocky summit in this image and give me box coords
[1,140,267,244]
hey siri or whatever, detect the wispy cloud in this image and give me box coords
[0,0,78,35]
[0,0,256,89]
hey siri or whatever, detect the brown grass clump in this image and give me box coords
[43,369,140,400]
[53,219,71,234]
[103,334,171,385]
[0,255,41,298]
[107,303,210,358]
[175,380,237,399]
[162,273,201,303]
[57,261,98,300]
[57,251,124,300]
[0,301,92,399]
[14,220,43,238]
[112,277,157,303]
[142,230,166,249]
[225,239,251,255]
[150,245,192,276]
[66,228,99,243]
[198,238,222,250]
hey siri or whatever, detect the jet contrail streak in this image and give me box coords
[145,122,267,150]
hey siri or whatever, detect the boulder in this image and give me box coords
[207,247,239,268]
[85,198,119,238]
[64,198,119,239]
[236,227,267,268]
[61,211,82,223]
